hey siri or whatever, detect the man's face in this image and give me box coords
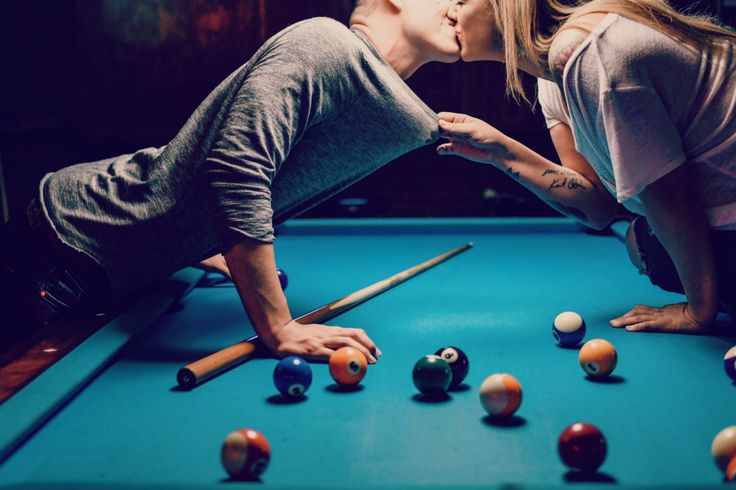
[402,0,461,63]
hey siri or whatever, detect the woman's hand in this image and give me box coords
[610,303,709,333]
[437,112,512,165]
[265,320,382,364]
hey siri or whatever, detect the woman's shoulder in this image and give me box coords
[549,13,611,82]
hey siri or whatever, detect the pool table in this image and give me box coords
[1,218,735,489]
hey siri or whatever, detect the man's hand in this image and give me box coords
[610,303,708,333]
[266,320,381,364]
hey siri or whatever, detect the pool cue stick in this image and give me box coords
[176,242,473,389]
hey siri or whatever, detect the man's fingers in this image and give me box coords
[339,327,380,359]
[624,320,659,332]
[325,336,377,364]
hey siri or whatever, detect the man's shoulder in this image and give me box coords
[276,17,357,47]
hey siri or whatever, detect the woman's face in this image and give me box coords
[447,0,499,62]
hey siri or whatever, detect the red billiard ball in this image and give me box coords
[221,429,271,480]
[558,422,607,472]
[329,347,368,386]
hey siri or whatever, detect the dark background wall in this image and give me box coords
[0,0,726,221]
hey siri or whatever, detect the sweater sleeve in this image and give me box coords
[204,19,358,247]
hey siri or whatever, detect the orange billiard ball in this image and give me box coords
[329,347,368,386]
[579,339,617,378]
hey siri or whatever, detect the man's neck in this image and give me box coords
[351,22,422,80]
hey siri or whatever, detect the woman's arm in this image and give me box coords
[438,112,617,229]
[609,163,719,332]
[224,239,380,362]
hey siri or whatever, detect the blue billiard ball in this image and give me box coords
[277,268,288,291]
[273,356,311,397]
[725,346,736,382]
[553,311,586,347]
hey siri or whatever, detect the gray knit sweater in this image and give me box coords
[40,18,439,298]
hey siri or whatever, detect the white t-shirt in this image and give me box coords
[537,13,736,230]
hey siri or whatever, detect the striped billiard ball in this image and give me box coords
[552,311,586,347]
[221,429,271,480]
[712,426,736,473]
[479,373,522,417]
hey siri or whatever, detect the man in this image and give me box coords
[1,0,460,359]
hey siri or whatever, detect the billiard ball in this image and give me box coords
[329,347,367,386]
[558,422,607,472]
[221,429,271,480]
[412,355,452,395]
[579,339,617,378]
[724,346,736,382]
[479,373,522,417]
[434,346,469,387]
[552,311,586,347]
[277,268,288,290]
[273,356,312,397]
[726,456,736,482]
[712,426,736,472]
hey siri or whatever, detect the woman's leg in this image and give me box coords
[626,216,736,319]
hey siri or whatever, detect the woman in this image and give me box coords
[440,0,736,332]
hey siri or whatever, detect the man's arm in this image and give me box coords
[223,239,380,363]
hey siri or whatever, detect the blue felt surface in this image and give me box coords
[1,219,734,488]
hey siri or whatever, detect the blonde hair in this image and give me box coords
[488,0,736,105]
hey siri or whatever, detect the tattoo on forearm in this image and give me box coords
[542,169,563,176]
[506,167,521,180]
[567,178,587,190]
[549,178,567,190]
[545,169,588,191]
[550,201,589,222]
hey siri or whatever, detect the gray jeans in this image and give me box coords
[628,216,736,318]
